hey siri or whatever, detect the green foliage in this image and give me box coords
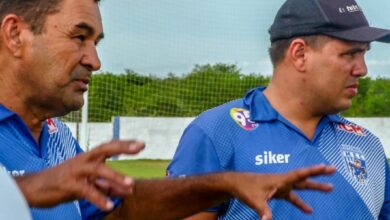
[87,63,270,121]
[342,77,390,117]
[79,63,389,122]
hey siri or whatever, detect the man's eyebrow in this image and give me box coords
[75,22,104,43]
[343,43,370,54]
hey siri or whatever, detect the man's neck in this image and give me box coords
[0,57,47,143]
[0,96,46,144]
[18,111,45,145]
[263,84,323,140]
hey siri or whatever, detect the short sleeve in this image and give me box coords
[167,123,224,176]
[167,123,228,213]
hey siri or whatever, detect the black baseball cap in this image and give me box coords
[269,0,390,43]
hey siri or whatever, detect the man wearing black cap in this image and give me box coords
[0,0,340,219]
[167,0,390,219]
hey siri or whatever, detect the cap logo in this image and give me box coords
[339,5,362,14]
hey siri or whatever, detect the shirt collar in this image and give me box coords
[244,87,278,122]
[326,114,345,124]
[0,105,16,121]
[243,86,343,123]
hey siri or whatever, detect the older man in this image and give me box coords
[168,0,390,219]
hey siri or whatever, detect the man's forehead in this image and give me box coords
[340,40,370,50]
[325,36,370,50]
[52,0,103,36]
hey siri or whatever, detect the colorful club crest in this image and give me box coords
[230,108,259,131]
[341,145,368,184]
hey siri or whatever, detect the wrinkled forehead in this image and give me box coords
[52,0,103,35]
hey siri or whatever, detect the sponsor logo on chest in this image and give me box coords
[255,151,290,165]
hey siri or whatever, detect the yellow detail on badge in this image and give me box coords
[230,108,258,131]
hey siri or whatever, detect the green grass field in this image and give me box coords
[107,159,171,179]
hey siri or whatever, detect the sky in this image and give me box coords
[98,0,390,77]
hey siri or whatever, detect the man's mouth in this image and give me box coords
[73,78,90,91]
[346,84,358,96]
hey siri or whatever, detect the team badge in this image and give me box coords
[47,118,59,134]
[230,108,258,131]
[337,123,366,136]
[341,145,368,184]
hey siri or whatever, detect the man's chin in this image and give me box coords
[322,100,352,115]
[334,102,353,114]
[64,99,84,112]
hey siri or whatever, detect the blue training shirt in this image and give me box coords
[167,87,390,220]
[0,105,115,220]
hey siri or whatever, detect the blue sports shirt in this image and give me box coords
[0,105,114,220]
[167,87,390,220]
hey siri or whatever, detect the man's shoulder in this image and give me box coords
[335,116,381,140]
[191,98,245,128]
[331,116,386,159]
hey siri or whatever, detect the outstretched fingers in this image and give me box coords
[94,165,134,194]
[65,140,144,210]
[95,178,134,197]
[274,164,336,214]
[74,164,132,210]
[285,192,312,213]
[88,140,145,161]
[293,179,333,192]
[79,184,115,211]
[284,164,336,184]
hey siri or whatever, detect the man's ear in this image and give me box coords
[287,39,308,72]
[0,14,30,58]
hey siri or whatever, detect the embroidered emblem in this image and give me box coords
[341,145,368,184]
[230,108,258,131]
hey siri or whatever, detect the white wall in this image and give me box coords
[65,122,112,152]
[88,123,113,150]
[117,117,194,160]
[66,117,390,159]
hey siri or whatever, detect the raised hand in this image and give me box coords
[16,140,145,211]
[229,164,336,220]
